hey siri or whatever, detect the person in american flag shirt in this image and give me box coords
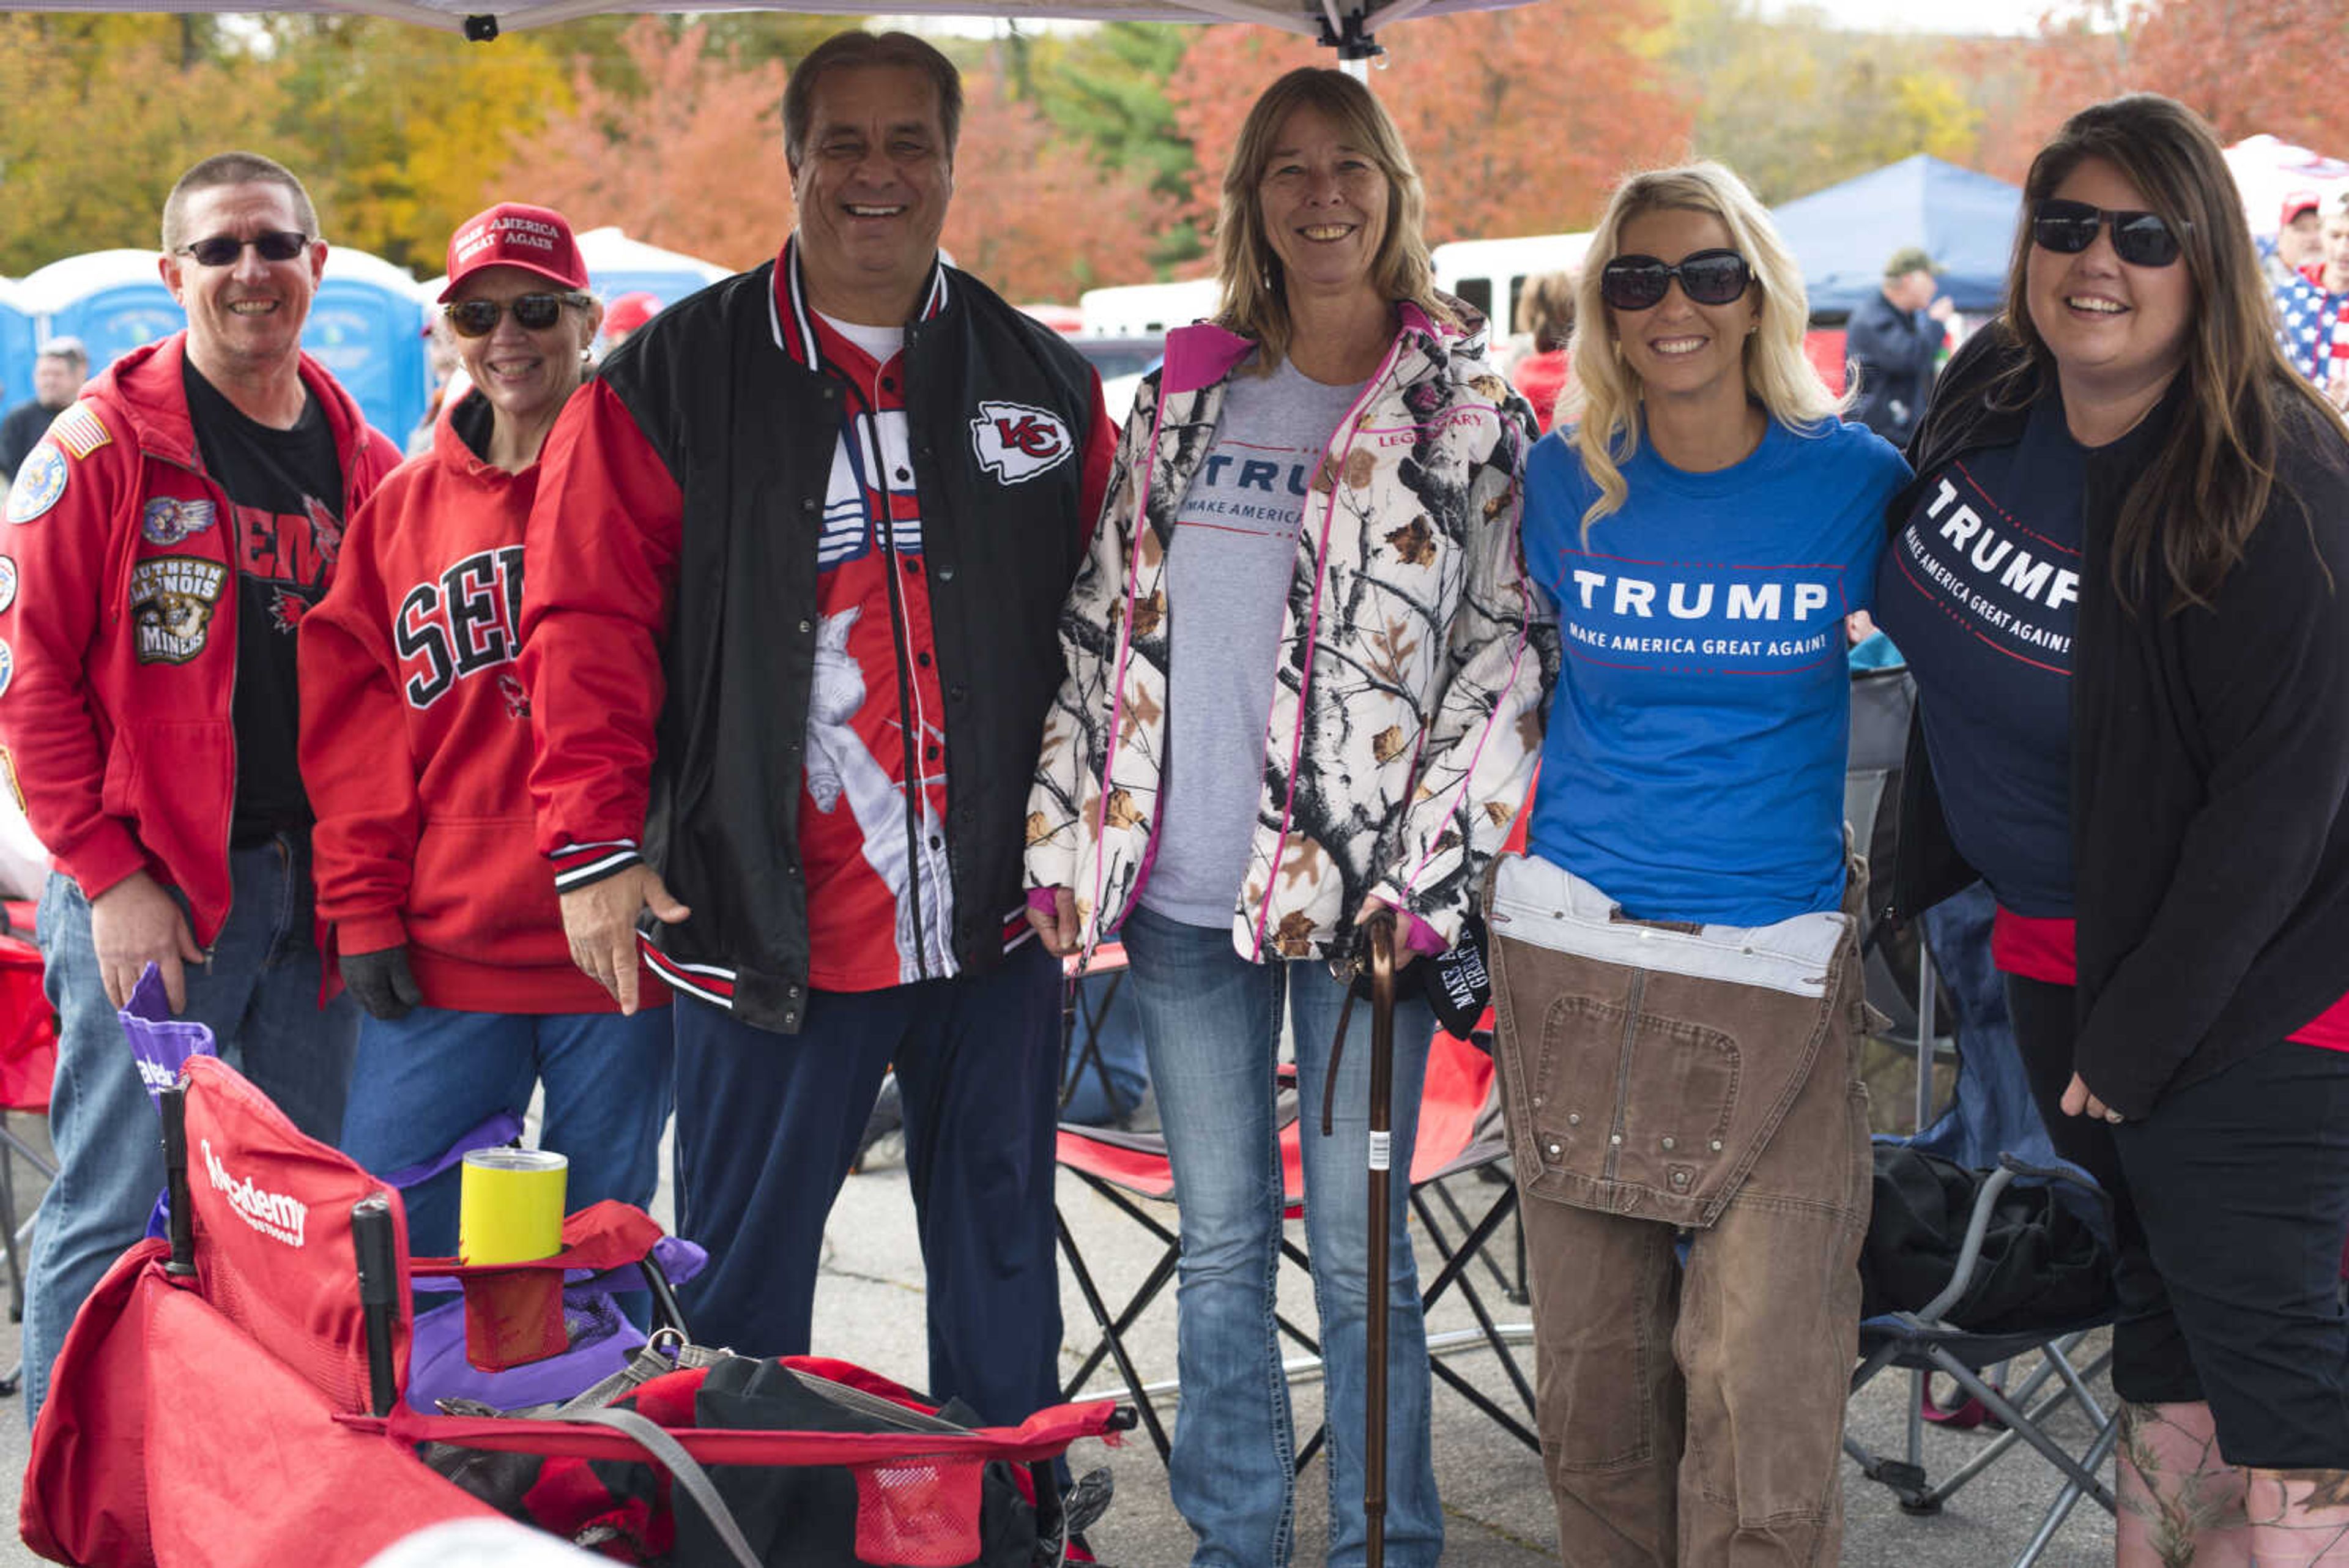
[2273,194,2349,413]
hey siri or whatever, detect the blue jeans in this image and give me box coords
[1119,903,1442,1568]
[338,1004,675,1260]
[24,836,357,1423]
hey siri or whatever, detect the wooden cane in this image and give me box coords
[1364,912,1397,1568]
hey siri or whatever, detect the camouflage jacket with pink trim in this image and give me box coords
[1025,299,1559,965]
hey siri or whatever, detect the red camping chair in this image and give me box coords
[0,914,58,1397]
[1053,1024,1535,1466]
[21,1054,1125,1568]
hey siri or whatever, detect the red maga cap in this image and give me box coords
[2282,190,2323,226]
[440,203,588,302]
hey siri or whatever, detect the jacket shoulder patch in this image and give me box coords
[969,401,1075,485]
[4,447,66,525]
[48,402,111,461]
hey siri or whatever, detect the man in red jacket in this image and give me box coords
[0,150,399,1424]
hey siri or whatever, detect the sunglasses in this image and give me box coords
[176,231,310,267]
[1600,249,1754,311]
[444,292,588,338]
[2030,199,2188,267]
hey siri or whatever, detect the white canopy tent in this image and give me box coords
[2225,134,2349,237]
[2,0,1528,48]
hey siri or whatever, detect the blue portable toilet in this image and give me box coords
[21,251,184,379]
[21,245,427,445]
[0,280,33,417]
[310,247,429,445]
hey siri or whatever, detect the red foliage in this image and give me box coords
[942,73,1172,302]
[1978,0,2349,183]
[503,20,793,272]
[1168,6,1692,247]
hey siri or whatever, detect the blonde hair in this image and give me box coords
[1565,162,1844,526]
[1212,67,1452,370]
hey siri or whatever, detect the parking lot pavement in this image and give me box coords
[0,1115,2118,1566]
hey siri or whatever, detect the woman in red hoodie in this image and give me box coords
[299,203,671,1255]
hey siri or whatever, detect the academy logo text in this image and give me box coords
[201,1137,308,1247]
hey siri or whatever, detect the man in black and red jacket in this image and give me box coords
[521,31,1111,1427]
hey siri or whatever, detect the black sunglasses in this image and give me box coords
[2030,199,2188,267]
[444,292,588,338]
[176,231,310,267]
[1600,249,1754,312]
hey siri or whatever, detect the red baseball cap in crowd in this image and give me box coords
[2282,190,2323,227]
[439,203,590,302]
[603,292,662,337]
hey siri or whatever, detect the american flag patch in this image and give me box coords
[48,402,109,460]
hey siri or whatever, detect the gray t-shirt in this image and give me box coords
[1139,357,1367,929]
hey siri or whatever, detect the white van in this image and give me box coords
[1431,233,1592,333]
[1079,278,1220,339]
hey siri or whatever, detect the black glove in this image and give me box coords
[1348,908,1492,1040]
[342,943,423,1022]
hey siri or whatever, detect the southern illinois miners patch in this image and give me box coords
[130,555,228,664]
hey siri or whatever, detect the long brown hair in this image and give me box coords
[2000,94,2344,610]
[1212,68,1450,370]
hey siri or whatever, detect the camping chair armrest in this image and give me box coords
[1993,1151,2098,1192]
[1913,1153,2108,1326]
[1915,1164,2021,1325]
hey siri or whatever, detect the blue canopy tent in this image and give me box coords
[1770,155,2024,320]
[18,247,428,442]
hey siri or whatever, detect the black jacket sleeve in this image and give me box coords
[2074,417,2349,1114]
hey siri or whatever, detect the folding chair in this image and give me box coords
[1844,897,2122,1567]
[1053,1025,1537,1465]
[1059,943,1147,1128]
[0,915,58,1397]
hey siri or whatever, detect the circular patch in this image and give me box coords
[0,557,18,615]
[0,641,17,699]
[4,447,66,526]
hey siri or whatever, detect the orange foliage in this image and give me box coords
[1168,7,1691,248]
[943,73,1173,302]
[1975,0,2349,182]
[500,19,793,272]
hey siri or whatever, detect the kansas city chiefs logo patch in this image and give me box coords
[968,402,1075,485]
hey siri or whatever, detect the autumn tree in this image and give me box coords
[1026,23,1206,270]
[942,70,1171,302]
[256,16,575,270]
[1167,6,1691,248]
[1975,0,2349,182]
[1668,0,1983,204]
[496,18,794,272]
[0,17,285,275]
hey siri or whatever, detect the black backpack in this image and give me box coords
[1860,1144,2117,1335]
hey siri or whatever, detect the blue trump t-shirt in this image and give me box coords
[1522,416,1909,925]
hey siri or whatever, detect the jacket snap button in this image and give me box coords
[1608,1133,1622,1146]
[801,497,815,513]
[1565,1112,1580,1126]
[1709,1140,1723,1152]
[1531,1094,1543,1109]
[1670,1170,1689,1187]
[787,985,801,998]
[1660,1136,1675,1150]
[1545,1142,1560,1157]
[798,619,812,634]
